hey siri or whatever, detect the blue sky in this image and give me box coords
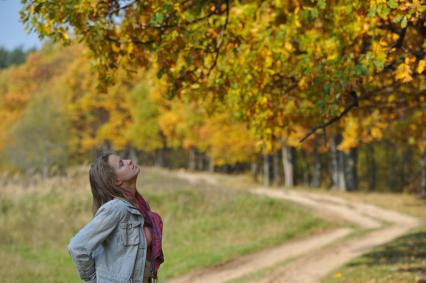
[0,0,43,50]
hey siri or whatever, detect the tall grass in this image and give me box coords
[0,167,334,282]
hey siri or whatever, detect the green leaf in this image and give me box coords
[377,4,389,18]
[150,12,164,26]
[276,30,285,41]
[367,7,376,18]
[387,0,398,9]
[311,7,319,18]
[316,100,326,112]
[355,64,369,76]
[393,14,403,23]
[401,16,408,28]
[373,59,384,70]
[345,5,353,15]
[323,84,330,97]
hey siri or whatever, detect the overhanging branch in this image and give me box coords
[299,91,359,143]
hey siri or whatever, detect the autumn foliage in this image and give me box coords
[0,0,424,192]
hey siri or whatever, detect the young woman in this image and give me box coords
[68,152,164,283]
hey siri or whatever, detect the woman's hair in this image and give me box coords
[89,151,134,215]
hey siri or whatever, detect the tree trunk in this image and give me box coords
[311,144,321,188]
[337,150,346,190]
[386,142,398,192]
[101,141,111,152]
[155,148,166,167]
[225,164,232,174]
[42,143,49,180]
[263,153,272,187]
[188,147,196,171]
[128,147,138,163]
[251,155,262,183]
[420,153,426,197]
[282,143,295,187]
[251,160,258,182]
[196,151,204,171]
[300,150,310,187]
[400,147,412,191]
[366,144,376,192]
[345,148,358,191]
[207,157,215,172]
[330,135,339,189]
[273,150,281,186]
[330,134,346,191]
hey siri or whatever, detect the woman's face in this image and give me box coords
[107,154,140,185]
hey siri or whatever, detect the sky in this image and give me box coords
[0,0,43,50]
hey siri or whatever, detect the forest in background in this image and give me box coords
[0,0,425,194]
[0,42,424,194]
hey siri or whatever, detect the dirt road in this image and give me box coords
[169,172,421,283]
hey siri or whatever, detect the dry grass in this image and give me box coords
[0,166,334,282]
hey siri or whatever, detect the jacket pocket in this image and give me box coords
[119,221,141,246]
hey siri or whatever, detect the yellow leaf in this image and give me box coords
[284,42,294,52]
[265,56,273,68]
[298,77,307,89]
[111,43,120,53]
[174,4,181,12]
[417,59,426,74]
[387,94,396,102]
[395,63,413,82]
[128,42,134,53]
[405,56,416,65]
[371,127,383,139]
[334,272,342,279]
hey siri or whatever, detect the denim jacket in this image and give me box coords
[68,198,147,283]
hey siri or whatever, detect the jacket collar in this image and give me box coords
[116,198,142,216]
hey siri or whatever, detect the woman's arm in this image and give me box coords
[67,200,125,283]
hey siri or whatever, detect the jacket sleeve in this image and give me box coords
[67,201,124,283]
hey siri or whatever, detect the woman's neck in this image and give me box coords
[121,181,137,196]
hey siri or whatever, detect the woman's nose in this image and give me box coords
[128,159,133,165]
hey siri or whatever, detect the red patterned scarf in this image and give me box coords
[124,190,164,278]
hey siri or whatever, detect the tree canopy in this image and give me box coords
[20,0,426,150]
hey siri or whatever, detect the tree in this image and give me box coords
[0,45,36,69]
[21,1,426,143]
[4,92,70,177]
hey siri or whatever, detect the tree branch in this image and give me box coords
[387,26,407,54]
[206,0,230,76]
[108,0,138,16]
[299,91,359,143]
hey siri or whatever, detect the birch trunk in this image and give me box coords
[282,144,295,187]
[330,135,346,191]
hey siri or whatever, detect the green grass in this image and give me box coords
[322,226,426,283]
[0,167,335,282]
[318,190,426,283]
